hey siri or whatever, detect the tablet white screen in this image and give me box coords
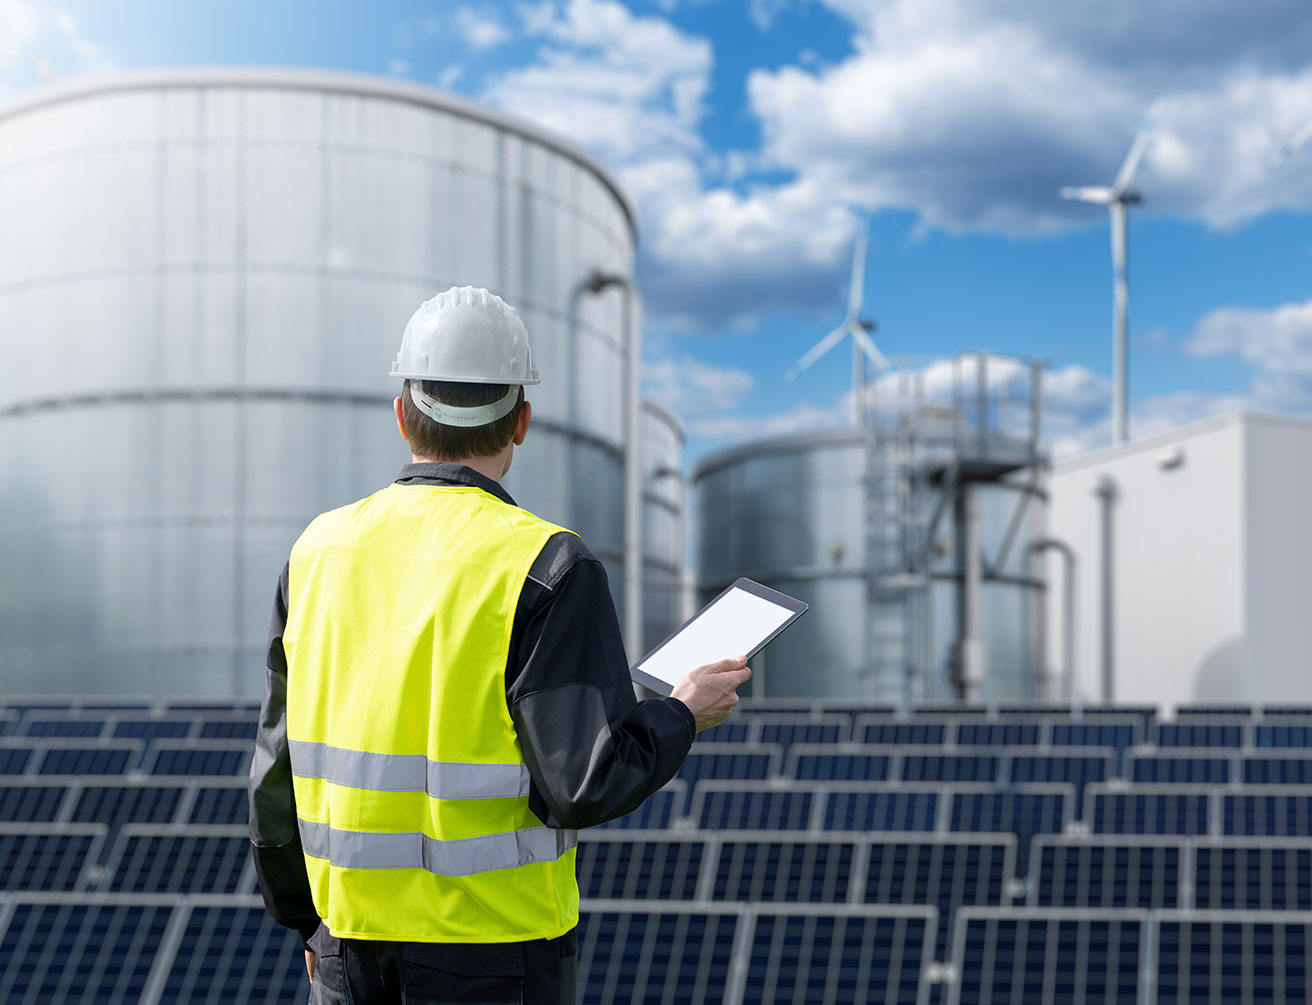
[635,586,794,688]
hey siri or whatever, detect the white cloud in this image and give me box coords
[744,0,1312,234]
[0,1,40,67]
[690,399,848,442]
[1186,297,1312,410]
[454,6,511,50]
[0,0,108,87]
[437,65,463,90]
[749,0,793,31]
[388,57,410,77]
[644,355,755,417]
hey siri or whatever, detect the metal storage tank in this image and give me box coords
[692,356,1048,704]
[640,400,687,652]
[0,68,638,698]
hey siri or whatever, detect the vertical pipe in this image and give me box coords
[1095,476,1117,702]
[853,335,865,428]
[953,485,985,702]
[624,285,644,662]
[1027,539,1077,704]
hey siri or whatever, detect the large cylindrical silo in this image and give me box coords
[640,400,687,654]
[0,68,638,698]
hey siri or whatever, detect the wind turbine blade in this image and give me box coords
[1113,130,1151,196]
[1061,185,1114,204]
[787,324,849,380]
[847,230,867,322]
[851,323,890,370]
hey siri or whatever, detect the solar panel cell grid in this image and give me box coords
[72,784,184,828]
[676,744,780,785]
[950,911,1144,1005]
[902,751,999,783]
[598,781,686,830]
[159,904,310,1004]
[1224,793,1312,837]
[1153,722,1245,748]
[578,908,739,1005]
[112,719,195,742]
[1245,757,1312,785]
[0,827,103,891]
[20,716,108,738]
[822,786,938,832]
[576,836,705,901]
[955,721,1041,747]
[196,719,259,741]
[790,745,892,782]
[757,720,847,748]
[745,911,929,1005]
[107,827,251,894]
[0,784,66,822]
[1049,721,1140,750]
[691,783,814,831]
[1089,788,1211,835]
[0,901,173,1004]
[1131,754,1232,785]
[1030,838,1181,908]
[1255,723,1312,748]
[948,787,1070,875]
[1194,844,1312,910]
[0,748,32,775]
[713,838,855,903]
[189,785,249,826]
[1154,915,1312,1005]
[146,741,253,777]
[856,720,948,745]
[39,743,140,775]
[1006,752,1111,803]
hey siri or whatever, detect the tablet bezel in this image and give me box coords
[630,577,808,697]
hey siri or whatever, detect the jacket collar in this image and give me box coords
[395,462,517,507]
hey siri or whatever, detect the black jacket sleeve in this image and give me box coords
[248,562,322,948]
[507,534,696,830]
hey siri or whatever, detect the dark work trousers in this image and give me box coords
[306,926,578,1005]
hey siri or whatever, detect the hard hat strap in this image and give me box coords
[409,384,520,427]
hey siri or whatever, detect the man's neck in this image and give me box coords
[413,452,508,483]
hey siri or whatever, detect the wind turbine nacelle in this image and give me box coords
[859,319,877,333]
[1120,190,1143,205]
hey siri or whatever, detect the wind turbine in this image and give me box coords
[1061,130,1151,446]
[787,228,888,427]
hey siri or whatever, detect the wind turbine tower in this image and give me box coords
[1062,130,1151,446]
[787,228,888,426]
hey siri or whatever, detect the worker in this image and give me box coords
[249,285,750,1004]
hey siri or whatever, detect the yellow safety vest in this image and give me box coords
[282,482,578,943]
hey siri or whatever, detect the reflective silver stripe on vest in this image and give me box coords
[288,740,531,800]
[297,819,577,877]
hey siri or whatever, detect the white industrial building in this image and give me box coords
[1046,411,1312,707]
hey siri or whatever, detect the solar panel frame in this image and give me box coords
[946,783,1074,877]
[752,712,852,748]
[1085,783,1214,836]
[31,738,145,775]
[710,832,862,904]
[1005,748,1114,805]
[1254,719,1312,748]
[1151,718,1249,748]
[1048,717,1143,752]
[1151,909,1312,1005]
[954,718,1045,747]
[819,783,943,832]
[853,715,951,746]
[1244,754,1312,785]
[1223,788,1312,837]
[0,824,107,892]
[69,779,188,829]
[186,779,249,826]
[787,742,895,781]
[104,825,254,895]
[1028,834,1184,909]
[143,739,254,777]
[901,747,1001,784]
[948,906,1148,1005]
[675,742,782,785]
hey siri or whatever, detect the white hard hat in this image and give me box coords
[391,286,539,427]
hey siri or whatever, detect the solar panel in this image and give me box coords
[690,781,815,831]
[1153,911,1312,1005]
[948,785,1072,876]
[861,835,1015,961]
[0,746,33,776]
[158,897,310,1004]
[697,720,752,744]
[597,780,687,830]
[1049,719,1142,750]
[188,782,249,825]
[0,825,105,892]
[72,782,186,828]
[145,740,253,777]
[1224,791,1312,837]
[743,905,933,1005]
[0,895,174,1003]
[578,903,741,1005]
[1245,755,1312,785]
[106,826,252,894]
[0,711,15,738]
[1130,752,1233,785]
[1153,721,1246,748]
[712,834,857,903]
[955,720,1042,747]
[1255,722,1312,748]
[902,749,1000,783]
[1174,705,1254,718]
[1087,784,1212,835]
[576,833,706,901]
[1263,706,1312,718]
[1029,835,1182,909]
[17,713,109,739]
[0,783,68,823]
[195,717,259,741]
[676,743,781,785]
[756,714,850,748]
[111,717,196,742]
[949,908,1145,1005]
[1007,750,1112,806]
[1194,840,1312,910]
[788,743,892,781]
[999,705,1072,718]
[854,717,948,745]
[37,740,143,775]
[1081,706,1157,726]
[822,784,940,832]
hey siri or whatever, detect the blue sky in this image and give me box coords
[4,0,1312,464]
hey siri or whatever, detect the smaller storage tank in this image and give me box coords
[640,400,687,654]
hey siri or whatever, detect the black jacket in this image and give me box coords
[248,462,696,945]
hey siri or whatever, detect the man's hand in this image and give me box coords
[305,950,316,982]
[670,656,751,732]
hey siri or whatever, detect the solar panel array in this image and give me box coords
[5,698,1312,1003]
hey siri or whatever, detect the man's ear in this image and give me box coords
[512,400,532,446]
[394,395,410,443]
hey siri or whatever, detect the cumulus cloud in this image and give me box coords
[454,6,511,50]
[644,354,755,417]
[1186,297,1312,410]
[746,0,1312,233]
[0,0,108,88]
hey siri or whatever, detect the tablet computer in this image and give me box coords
[631,578,808,697]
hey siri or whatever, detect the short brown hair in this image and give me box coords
[401,380,526,461]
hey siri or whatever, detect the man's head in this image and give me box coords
[390,286,540,477]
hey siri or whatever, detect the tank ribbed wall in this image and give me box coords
[0,69,638,697]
